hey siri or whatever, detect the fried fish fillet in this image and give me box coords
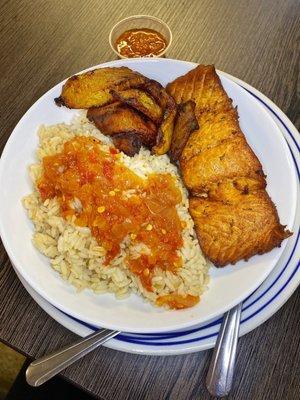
[87,102,157,146]
[167,65,291,266]
[181,136,266,196]
[181,108,242,162]
[167,65,232,114]
[189,191,290,267]
[55,67,148,109]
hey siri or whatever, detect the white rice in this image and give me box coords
[22,113,210,307]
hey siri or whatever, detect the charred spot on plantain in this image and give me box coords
[54,96,65,107]
[243,185,249,194]
[112,132,142,156]
[154,129,163,147]
[69,75,80,81]
[256,169,266,178]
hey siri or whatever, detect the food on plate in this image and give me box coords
[112,133,142,156]
[142,80,177,155]
[30,61,291,312]
[55,67,148,109]
[181,136,265,195]
[169,100,199,162]
[167,65,292,266]
[87,102,157,147]
[189,190,290,266]
[115,28,167,58]
[23,114,209,309]
[111,88,163,124]
[55,67,176,155]
[152,102,177,155]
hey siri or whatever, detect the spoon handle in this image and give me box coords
[206,302,243,397]
[26,328,120,386]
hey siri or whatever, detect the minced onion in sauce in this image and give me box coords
[37,136,199,308]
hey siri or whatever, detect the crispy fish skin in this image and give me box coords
[181,136,265,195]
[181,108,242,162]
[87,102,157,146]
[111,88,163,125]
[167,65,232,115]
[169,100,199,162]
[112,133,142,156]
[167,64,292,266]
[207,178,266,202]
[55,67,148,109]
[189,193,291,267]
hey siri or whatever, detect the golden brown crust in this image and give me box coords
[56,69,176,156]
[152,105,177,155]
[189,194,291,267]
[181,108,242,162]
[112,133,142,156]
[181,136,265,195]
[167,64,292,266]
[206,178,266,202]
[87,103,157,146]
[169,100,199,162]
[140,79,169,108]
[136,79,177,155]
[167,65,233,115]
[55,67,148,109]
[111,88,163,125]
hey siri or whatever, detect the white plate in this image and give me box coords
[0,59,297,333]
[14,75,300,355]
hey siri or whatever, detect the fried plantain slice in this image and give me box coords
[87,102,157,146]
[111,88,163,125]
[55,67,148,109]
[112,133,142,156]
[140,79,172,110]
[152,107,176,155]
[140,80,177,155]
[168,100,199,162]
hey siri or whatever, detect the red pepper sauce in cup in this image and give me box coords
[116,28,167,58]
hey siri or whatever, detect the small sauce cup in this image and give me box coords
[109,15,172,59]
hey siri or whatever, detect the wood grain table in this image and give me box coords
[0,1,299,399]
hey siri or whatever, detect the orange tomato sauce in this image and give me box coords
[156,294,199,309]
[37,136,186,297]
[116,28,167,58]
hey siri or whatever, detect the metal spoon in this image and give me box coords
[206,302,243,397]
[26,328,119,386]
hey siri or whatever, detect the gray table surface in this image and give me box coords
[0,0,299,399]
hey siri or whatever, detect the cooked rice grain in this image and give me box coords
[23,113,210,307]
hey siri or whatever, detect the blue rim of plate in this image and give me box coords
[54,82,299,346]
